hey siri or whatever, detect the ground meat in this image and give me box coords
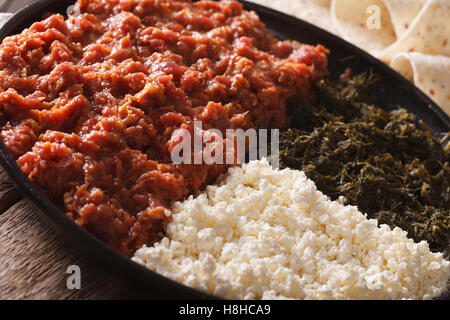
[0,0,328,256]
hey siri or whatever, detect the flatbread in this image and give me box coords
[245,0,339,35]
[330,0,397,54]
[377,0,450,62]
[391,52,450,115]
[0,13,12,28]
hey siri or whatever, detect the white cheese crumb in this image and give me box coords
[164,209,172,218]
[133,159,450,300]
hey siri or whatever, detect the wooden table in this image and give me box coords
[0,0,152,300]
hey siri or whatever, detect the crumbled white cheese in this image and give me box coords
[133,159,450,300]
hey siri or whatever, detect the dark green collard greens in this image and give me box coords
[280,73,450,258]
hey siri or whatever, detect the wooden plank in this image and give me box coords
[0,199,151,299]
[0,166,22,214]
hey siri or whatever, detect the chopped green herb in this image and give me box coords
[281,72,450,258]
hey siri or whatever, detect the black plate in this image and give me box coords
[0,0,448,300]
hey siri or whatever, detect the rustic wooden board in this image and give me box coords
[0,167,21,214]
[0,0,155,300]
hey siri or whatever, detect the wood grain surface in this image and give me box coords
[0,0,155,300]
[0,0,40,13]
[0,167,152,300]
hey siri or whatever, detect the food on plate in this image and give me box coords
[279,72,450,258]
[248,0,450,115]
[0,0,328,256]
[133,159,450,300]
